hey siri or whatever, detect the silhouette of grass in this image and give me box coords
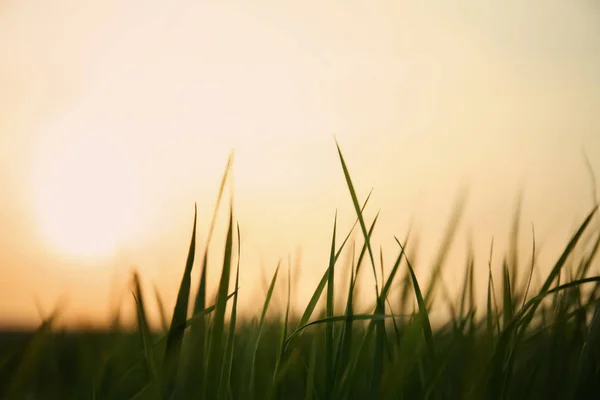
[1,144,599,399]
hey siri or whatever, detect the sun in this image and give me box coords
[30,115,146,261]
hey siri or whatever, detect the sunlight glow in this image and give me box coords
[30,114,147,260]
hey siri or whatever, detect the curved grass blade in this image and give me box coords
[335,188,373,261]
[352,212,380,293]
[132,272,160,396]
[162,204,197,397]
[325,212,337,398]
[205,206,235,399]
[284,313,408,350]
[423,189,467,307]
[336,139,379,297]
[397,238,436,366]
[502,259,513,329]
[270,255,293,400]
[542,207,597,294]
[509,191,523,299]
[333,241,356,390]
[218,222,241,400]
[193,152,233,316]
[294,192,374,337]
[248,261,281,400]
[153,284,170,334]
[380,238,408,305]
[521,225,537,310]
[180,154,232,397]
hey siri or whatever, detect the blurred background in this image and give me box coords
[0,0,599,329]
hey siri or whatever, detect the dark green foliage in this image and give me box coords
[2,147,600,400]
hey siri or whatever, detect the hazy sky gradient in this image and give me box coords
[1,0,599,328]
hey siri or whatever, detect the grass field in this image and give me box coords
[2,144,600,399]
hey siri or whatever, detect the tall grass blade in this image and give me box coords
[397,239,436,367]
[162,204,197,397]
[381,231,409,303]
[509,192,523,298]
[502,260,513,329]
[324,213,337,398]
[521,225,536,309]
[153,284,170,334]
[271,255,293,399]
[295,195,373,336]
[486,269,494,337]
[179,154,232,397]
[305,341,317,400]
[335,189,373,261]
[193,152,233,316]
[205,206,235,399]
[248,261,281,400]
[333,242,356,390]
[132,272,160,396]
[424,189,467,306]
[218,223,241,400]
[336,139,379,297]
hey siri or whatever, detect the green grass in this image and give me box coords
[2,143,600,399]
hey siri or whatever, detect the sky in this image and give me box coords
[1,0,599,328]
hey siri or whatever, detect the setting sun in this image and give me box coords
[30,113,147,260]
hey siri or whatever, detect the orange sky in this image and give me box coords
[1,0,599,329]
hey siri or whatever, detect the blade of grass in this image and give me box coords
[181,154,233,397]
[248,261,281,400]
[576,233,600,280]
[294,194,374,336]
[304,340,317,400]
[521,224,537,309]
[162,204,197,397]
[205,206,235,399]
[193,152,233,316]
[333,241,356,390]
[459,236,474,321]
[336,139,379,297]
[218,223,241,400]
[332,213,380,394]
[424,189,468,307]
[132,272,160,396]
[325,212,337,398]
[486,269,494,338]
[270,254,293,399]
[335,189,374,261]
[285,313,408,348]
[397,238,436,367]
[502,259,513,329]
[399,234,420,315]
[153,285,170,334]
[509,191,523,299]
[380,231,410,303]
[488,238,502,334]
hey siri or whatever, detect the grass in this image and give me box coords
[2,143,600,399]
